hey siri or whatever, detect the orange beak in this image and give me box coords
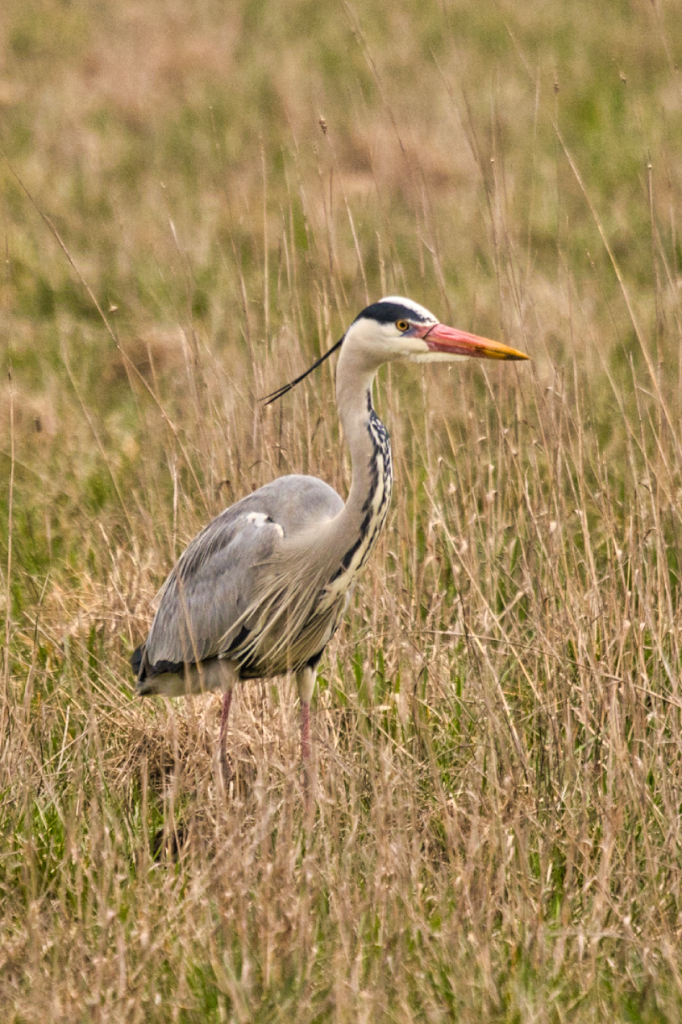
[419,323,529,361]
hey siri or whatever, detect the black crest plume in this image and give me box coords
[262,335,344,406]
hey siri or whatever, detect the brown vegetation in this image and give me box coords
[2,0,682,1019]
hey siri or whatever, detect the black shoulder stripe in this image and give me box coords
[224,624,251,654]
[148,658,185,677]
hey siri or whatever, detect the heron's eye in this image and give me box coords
[396,320,409,332]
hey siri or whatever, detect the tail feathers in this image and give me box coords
[136,655,235,697]
[132,642,188,694]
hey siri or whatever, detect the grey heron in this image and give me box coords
[131,297,528,771]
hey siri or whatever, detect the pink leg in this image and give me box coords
[300,699,311,764]
[219,689,233,747]
[300,699,314,807]
[297,667,316,804]
[219,689,233,785]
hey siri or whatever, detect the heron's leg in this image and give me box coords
[216,662,237,787]
[219,689,233,749]
[296,665,317,766]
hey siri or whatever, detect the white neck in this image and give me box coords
[325,342,393,578]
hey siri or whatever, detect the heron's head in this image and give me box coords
[347,296,529,365]
[263,295,528,405]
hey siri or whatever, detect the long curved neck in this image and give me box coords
[330,345,393,577]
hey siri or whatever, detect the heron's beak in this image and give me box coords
[419,323,529,361]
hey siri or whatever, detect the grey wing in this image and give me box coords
[136,475,344,676]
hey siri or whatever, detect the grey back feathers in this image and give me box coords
[135,476,345,684]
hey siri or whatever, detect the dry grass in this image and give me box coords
[2,0,682,1020]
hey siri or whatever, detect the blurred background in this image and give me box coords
[1,0,680,548]
[2,1,682,1020]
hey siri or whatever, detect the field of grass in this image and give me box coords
[2,0,682,1019]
